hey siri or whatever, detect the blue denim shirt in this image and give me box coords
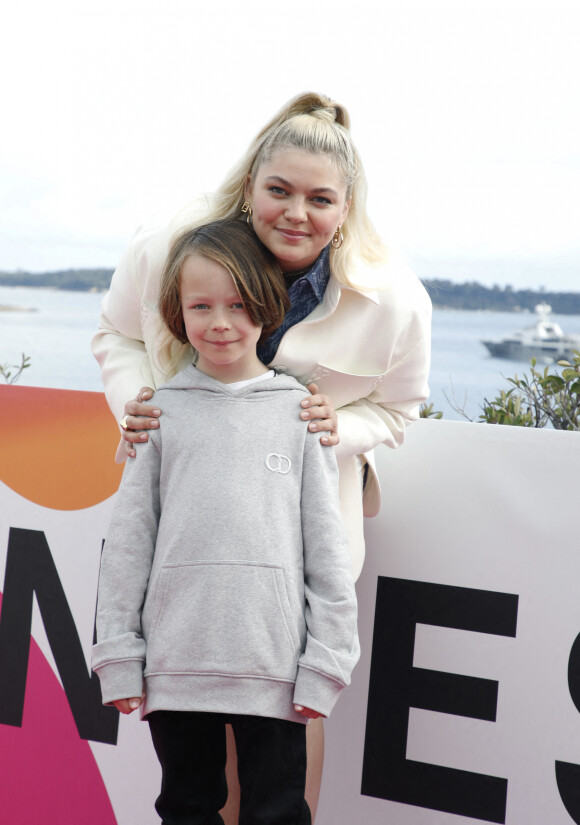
[258,245,330,366]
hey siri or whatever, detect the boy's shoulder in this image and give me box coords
[270,372,309,395]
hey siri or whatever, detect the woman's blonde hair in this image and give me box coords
[157,219,290,371]
[175,92,386,286]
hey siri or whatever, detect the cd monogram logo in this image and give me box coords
[265,453,292,475]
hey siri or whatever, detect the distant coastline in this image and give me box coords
[423,279,580,314]
[0,269,579,314]
[0,269,112,293]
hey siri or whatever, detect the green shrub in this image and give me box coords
[479,353,580,431]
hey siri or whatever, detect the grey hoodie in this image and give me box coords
[92,366,359,724]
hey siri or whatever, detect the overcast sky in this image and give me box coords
[1,0,579,290]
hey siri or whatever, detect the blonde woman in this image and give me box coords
[93,91,431,820]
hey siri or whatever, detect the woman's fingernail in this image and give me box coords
[150,419,159,427]
[309,422,317,431]
[301,399,309,407]
[139,433,147,440]
[301,411,310,419]
[321,436,329,443]
[152,409,161,416]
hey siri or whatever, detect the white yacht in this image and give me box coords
[482,303,580,364]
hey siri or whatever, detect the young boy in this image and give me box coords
[92,219,359,825]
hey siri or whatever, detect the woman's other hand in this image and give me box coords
[120,387,161,458]
[301,383,339,447]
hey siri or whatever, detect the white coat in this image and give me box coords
[92,214,432,580]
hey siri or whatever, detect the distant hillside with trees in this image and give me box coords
[422,279,580,314]
[0,269,113,292]
[0,269,579,313]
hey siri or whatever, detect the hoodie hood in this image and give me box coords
[158,364,308,399]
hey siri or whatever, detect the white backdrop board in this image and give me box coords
[317,419,580,825]
[1,388,579,825]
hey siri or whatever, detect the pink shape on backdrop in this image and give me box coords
[0,593,118,825]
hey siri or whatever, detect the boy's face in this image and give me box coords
[180,253,263,383]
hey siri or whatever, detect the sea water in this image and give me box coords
[0,286,104,394]
[2,285,580,423]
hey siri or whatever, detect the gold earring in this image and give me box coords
[242,201,253,227]
[331,226,343,249]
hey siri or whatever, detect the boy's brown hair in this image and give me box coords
[159,219,289,346]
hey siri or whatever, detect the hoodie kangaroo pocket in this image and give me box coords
[144,561,301,681]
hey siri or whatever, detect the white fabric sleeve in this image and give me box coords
[92,230,160,425]
[334,315,432,459]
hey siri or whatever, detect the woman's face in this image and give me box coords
[245,148,350,273]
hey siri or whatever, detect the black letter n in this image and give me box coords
[0,527,118,744]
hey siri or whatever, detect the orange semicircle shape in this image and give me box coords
[2,386,123,511]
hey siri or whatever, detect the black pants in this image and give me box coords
[148,710,312,825]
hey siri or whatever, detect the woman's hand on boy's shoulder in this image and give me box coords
[301,383,339,447]
[120,386,161,458]
[294,704,325,720]
[114,696,144,715]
